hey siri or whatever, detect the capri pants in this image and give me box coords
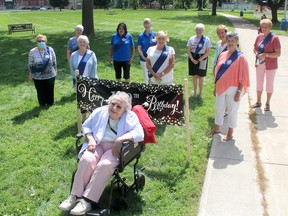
[71,141,119,203]
[215,86,243,129]
[256,63,277,93]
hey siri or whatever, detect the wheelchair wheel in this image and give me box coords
[135,173,145,191]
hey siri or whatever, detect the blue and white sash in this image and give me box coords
[193,35,206,57]
[77,51,93,75]
[114,33,129,52]
[30,46,50,73]
[215,50,242,83]
[258,32,274,54]
[148,45,169,78]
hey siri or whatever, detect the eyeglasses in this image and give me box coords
[37,40,45,42]
[110,102,123,110]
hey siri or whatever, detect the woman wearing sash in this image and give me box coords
[187,23,211,97]
[109,22,135,82]
[146,31,175,85]
[137,18,157,84]
[213,25,228,75]
[70,35,98,91]
[211,32,250,141]
[67,24,88,89]
[28,34,57,107]
[251,19,281,112]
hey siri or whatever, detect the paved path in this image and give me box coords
[198,14,288,216]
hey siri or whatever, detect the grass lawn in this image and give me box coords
[0,9,236,215]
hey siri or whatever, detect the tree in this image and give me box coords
[82,0,95,36]
[212,0,217,15]
[49,0,69,10]
[255,0,285,23]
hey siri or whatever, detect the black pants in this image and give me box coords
[33,77,55,106]
[113,61,130,80]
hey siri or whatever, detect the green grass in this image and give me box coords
[0,9,235,216]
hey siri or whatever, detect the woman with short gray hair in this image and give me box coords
[187,23,212,97]
[210,32,250,141]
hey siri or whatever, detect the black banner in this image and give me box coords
[77,76,184,125]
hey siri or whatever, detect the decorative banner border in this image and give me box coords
[77,76,184,125]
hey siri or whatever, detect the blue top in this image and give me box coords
[67,37,79,52]
[137,30,156,61]
[111,33,134,62]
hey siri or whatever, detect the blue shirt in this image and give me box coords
[111,33,134,62]
[137,30,156,61]
[67,37,79,52]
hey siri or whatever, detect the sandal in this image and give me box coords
[251,102,262,108]
[264,104,270,111]
[222,135,233,142]
[208,129,220,136]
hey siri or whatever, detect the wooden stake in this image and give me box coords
[184,79,191,162]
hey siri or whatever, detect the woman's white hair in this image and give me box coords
[195,23,205,30]
[75,24,84,31]
[107,91,132,111]
[143,18,152,25]
[77,35,89,44]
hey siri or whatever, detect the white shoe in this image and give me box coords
[70,198,92,215]
[59,195,77,211]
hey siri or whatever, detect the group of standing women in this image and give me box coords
[210,18,281,141]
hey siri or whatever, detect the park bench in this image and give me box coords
[8,23,35,34]
[106,10,117,15]
[197,11,210,16]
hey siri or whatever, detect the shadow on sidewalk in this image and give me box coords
[210,135,244,169]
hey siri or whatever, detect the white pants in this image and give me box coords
[140,61,149,84]
[215,86,242,129]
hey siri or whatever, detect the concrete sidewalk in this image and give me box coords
[198,15,288,216]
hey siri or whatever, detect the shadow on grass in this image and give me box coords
[53,123,77,141]
[189,95,203,110]
[11,106,44,125]
[145,162,190,190]
[55,93,76,106]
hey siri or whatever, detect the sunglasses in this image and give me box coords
[37,40,45,42]
[110,102,123,110]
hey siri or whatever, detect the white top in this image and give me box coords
[146,45,175,85]
[187,35,212,54]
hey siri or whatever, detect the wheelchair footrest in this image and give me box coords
[86,208,109,216]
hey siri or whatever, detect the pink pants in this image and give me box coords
[71,141,119,203]
[256,63,277,93]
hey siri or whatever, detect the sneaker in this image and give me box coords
[70,198,92,215]
[58,195,77,211]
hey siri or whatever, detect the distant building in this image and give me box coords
[0,0,82,10]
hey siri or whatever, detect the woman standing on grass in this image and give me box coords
[211,32,250,141]
[109,22,135,82]
[213,25,228,75]
[137,18,157,84]
[187,23,211,98]
[28,34,57,107]
[70,35,97,92]
[146,31,175,85]
[251,18,281,112]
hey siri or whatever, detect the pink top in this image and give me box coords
[254,33,281,70]
[215,51,250,96]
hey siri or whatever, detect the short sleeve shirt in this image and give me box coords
[187,35,212,54]
[137,30,156,61]
[111,33,134,62]
[67,37,79,52]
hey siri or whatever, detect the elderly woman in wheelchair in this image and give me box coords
[59,91,144,215]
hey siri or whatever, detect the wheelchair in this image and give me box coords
[73,133,146,215]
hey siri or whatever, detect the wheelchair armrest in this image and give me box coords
[118,141,143,172]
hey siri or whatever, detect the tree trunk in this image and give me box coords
[82,0,95,37]
[270,5,279,23]
[212,0,217,15]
